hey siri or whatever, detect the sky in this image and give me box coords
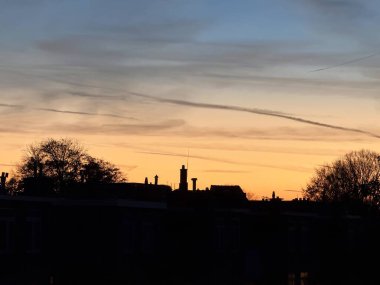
[1,0,380,199]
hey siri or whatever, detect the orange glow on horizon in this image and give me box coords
[2,131,380,200]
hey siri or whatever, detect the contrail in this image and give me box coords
[137,151,312,172]
[2,68,378,138]
[127,92,380,139]
[137,150,245,165]
[68,89,380,139]
[128,92,291,116]
[0,103,135,120]
[310,52,379,72]
[203,169,251,173]
[36,107,135,120]
[68,91,125,100]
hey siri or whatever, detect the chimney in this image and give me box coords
[1,172,8,192]
[154,175,158,185]
[179,165,188,191]
[191,178,197,191]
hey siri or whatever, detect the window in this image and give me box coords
[0,217,15,254]
[215,218,226,253]
[300,272,309,285]
[287,226,297,253]
[215,217,241,253]
[26,217,42,254]
[121,219,135,254]
[231,219,241,253]
[141,222,155,254]
[288,273,296,285]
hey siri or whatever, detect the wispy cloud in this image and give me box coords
[304,0,367,17]
[202,169,251,174]
[101,120,185,133]
[68,91,126,100]
[157,139,350,156]
[137,150,246,165]
[3,66,378,139]
[33,78,380,139]
[201,72,380,91]
[45,120,185,135]
[137,150,313,173]
[300,0,379,48]
[0,103,23,108]
[0,163,17,167]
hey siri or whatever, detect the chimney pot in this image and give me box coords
[191,178,197,191]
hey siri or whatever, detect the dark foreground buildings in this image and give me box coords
[0,166,379,285]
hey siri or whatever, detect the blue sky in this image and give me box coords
[1,0,380,198]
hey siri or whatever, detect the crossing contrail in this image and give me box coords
[310,52,379,72]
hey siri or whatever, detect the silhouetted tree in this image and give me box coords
[81,156,125,183]
[303,149,380,207]
[16,138,126,192]
[5,174,21,195]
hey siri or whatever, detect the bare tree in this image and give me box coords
[81,156,126,184]
[303,150,380,206]
[16,138,126,192]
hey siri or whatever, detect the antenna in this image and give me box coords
[186,148,189,169]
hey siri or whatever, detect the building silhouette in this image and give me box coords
[0,165,378,284]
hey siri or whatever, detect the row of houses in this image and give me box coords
[0,166,379,285]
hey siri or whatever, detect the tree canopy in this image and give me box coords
[13,138,126,193]
[303,149,380,207]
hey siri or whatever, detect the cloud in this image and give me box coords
[202,169,251,174]
[304,0,368,17]
[0,103,23,108]
[4,66,377,140]
[0,124,33,134]
[0,163,17,167]
[158,139,349,156]
[22,75,379,139]
[201,72,380,91]
[137,150,313,173]
[137,150,245,165]
[36,18,209,67]
[45,120,186,135]
[101,120,185,133]
[68,91,126,100]
[173,125,372,142]
[299,0,379,47]
[93,19,208,43]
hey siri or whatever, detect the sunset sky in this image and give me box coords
[1,0,380,199]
